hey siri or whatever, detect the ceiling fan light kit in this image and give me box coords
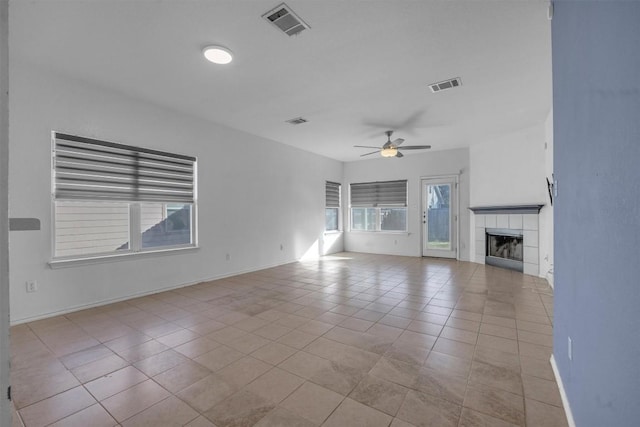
[381,147,398,157]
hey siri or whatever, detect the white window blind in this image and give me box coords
[53,132,196,203]
[350,180,407,207]
[325,181,341,208]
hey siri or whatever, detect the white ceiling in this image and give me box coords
[10,0,552,162]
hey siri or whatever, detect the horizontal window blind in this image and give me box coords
[53,132,196,203]
[325,181,341,208]
[350,180,407,207]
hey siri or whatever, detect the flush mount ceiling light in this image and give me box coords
[202,45,233,64]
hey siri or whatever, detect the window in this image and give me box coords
[52,132,197,260]
[350,180,407,232]
[325,181,341,231]
[351,207,376,231]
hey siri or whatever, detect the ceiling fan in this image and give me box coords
[354,130,431,158]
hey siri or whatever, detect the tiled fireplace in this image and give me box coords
[470,205,543,276]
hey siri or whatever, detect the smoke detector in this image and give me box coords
[263,3,310,37]
[429,77,462,93]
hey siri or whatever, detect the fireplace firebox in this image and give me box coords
[485,228,523,272]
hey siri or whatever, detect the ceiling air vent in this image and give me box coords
[263,3,310,37]
[286,117,308,125]
[429,77,462,93]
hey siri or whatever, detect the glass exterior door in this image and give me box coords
[422,178,457,258]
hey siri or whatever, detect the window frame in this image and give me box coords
[138,202,197,251]
[350,206,408,233]
[50,132,198,265]
[349,180,408,233]
[325,181,341,233]
[325,207,340,232]
[158,203,194,236]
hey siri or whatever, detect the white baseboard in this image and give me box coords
[546,270,554,289]
[10,258,299,325]
[550,354,576,427]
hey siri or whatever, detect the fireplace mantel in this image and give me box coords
[469,204,544,215]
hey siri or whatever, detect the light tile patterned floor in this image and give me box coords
[10,252,568,427]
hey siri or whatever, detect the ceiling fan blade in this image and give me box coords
[354,145,382,149]
[395,151,404,158]
[382,141,391,149]
[392,138,405,146]
[360,151,380,157]
[397,145,431,150]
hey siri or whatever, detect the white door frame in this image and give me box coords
[421,175,459,259]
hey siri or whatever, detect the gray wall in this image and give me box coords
[0,0,9,424]
[552,2,640,426]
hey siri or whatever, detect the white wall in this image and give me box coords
[541,111,554,284]
[343,148,471,261]
[470,124,547,206]
[469,123,551,277]
[8,61,343,323]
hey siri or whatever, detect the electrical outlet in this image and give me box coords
[26,280,38,293]
[568,336,573,361]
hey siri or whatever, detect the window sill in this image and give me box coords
[49,245,199,269]
[348,230,410,235]
[324,230,343,235]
